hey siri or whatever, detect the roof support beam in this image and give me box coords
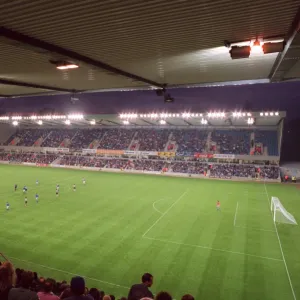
[0,26,164,89]
[0,78,78,93]
[268,7,300,81]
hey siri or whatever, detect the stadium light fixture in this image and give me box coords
[53,61,79,70]
[275,112,279,116]
[159,120,166,125]
[247,117,254,125]
[262,42,285,54]
[65,119,71,125]
[37,120,43,125]
[260,112,264,116]
[250,39,263,55]
[123,120,129,125]
[265,112,269,116]
[230,46,251,59]
[270,112,274,116]
[12,116,22,120]
[12,121,18,126]
[0,116,9,120]
[90,120,96,125]
[247,113,251,117]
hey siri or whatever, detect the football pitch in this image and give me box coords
[1,165,300,300]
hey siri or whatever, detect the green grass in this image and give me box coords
[1,165,300,300]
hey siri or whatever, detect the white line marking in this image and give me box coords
[264,182,297,300]
[143,236,283,262]
[234,202,239,226]
[142,189,189,237]
[235,225,276,233]
[8,256,129,290]
[152,198,166,215]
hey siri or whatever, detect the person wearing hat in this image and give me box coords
[65,276,91,300]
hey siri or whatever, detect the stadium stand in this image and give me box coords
[3,128,279,157]
[97,129,135,150]
[211,130,251,155]
[255,130,279,156]
[137,129,171,151]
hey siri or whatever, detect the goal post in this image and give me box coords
[271,197,297,225]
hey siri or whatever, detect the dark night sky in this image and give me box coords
[1,81,300,161]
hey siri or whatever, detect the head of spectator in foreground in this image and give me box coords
[20,271,34,289]
[141,273,153,288]
[70,276,85,296]
[43,278,55,293]
[181,295,194,300]
[155,292,172,300]
[103,295,111,300]
[0,262,16,292]
[88,288,100,300]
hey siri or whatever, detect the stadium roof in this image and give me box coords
[0,111,285,127]
[0,1,299,97]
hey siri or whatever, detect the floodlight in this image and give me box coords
[275,112,279,116]
[270,112,274,116]
[265,112,269,116]
[247,113,251,116]
[90,120,96,125]
[12,121,18,126]
[37,120,43,125]
[230,46,251,59]
[65,119,71,125]
[159,120,166,125]
[262,42,285,54]
[260,112,264,116]
[123,120,129,125]
[251,40,263,55]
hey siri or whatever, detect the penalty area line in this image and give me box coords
[8,256,130,290]
[143,236,283,262]
[234,201,239,226]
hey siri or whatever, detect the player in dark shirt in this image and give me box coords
[14,184,17,191]
[128,273,153,300]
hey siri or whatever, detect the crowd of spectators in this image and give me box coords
[137,129,171,151]
[0,153,58,164]
[172,130,208,155]
[70,129,104,150]
[42,129,78,148]
[211,130,250,155]
[259,166,279,179]
[0,152,280,179]
[0,262,194,300]
[97,129,135,150]
[5,129,51,146]
[129,160,165,172]
[3,128,280,158]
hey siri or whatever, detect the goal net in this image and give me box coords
[271,197,297,225]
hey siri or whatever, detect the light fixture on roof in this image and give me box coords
[0,116,9,120]
[123,120,129,125]
[270,112,274,116]
[65,119,71,125]
[275,112,279,116]
[260,112,264,116]
[90,120,96,125]
[247,117,254,125]
[262,42,285,54]
[201,118,208,125]
[265,112,269,116]
[37,120,43,125]
[247,113,251,117]
[12,121,18,126]
[159,120,166,125]
[50,60,79,70]
[250,39,263,55]
[230,46,251,59]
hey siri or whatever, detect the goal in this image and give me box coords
[270,197,297,225]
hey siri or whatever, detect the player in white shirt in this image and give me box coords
[36,179,39,185]
[73,184,76,192]
[82,178,86,185]
[6,202,10,211]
